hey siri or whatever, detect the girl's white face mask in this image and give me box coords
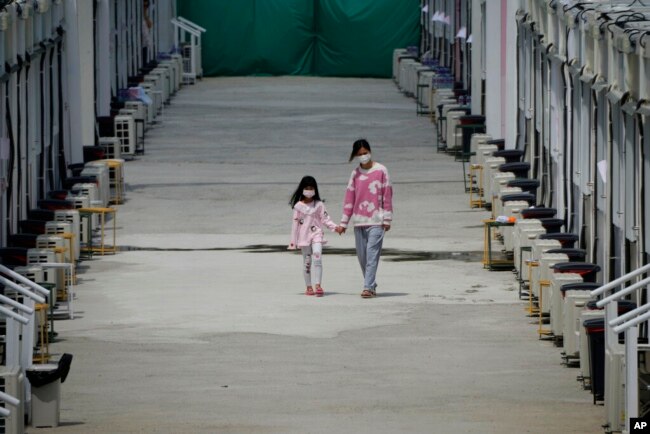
[303,190,315,198]
[358,153,371,164]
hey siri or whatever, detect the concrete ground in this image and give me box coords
[36,77,603,433]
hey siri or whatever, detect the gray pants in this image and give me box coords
[354,226,385,292]
[300,243,323,287]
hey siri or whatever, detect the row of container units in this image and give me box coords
[403,1,650,432]
[0,0,201,431]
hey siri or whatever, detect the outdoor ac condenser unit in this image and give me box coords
[0,367,25,434]
[549,273,583,338]
[513,226,547,275]
[527,239,562,285]
[398,59,416,92]
[535,253,569,313]
[54,210,80,261]
[45,221,74,263]
[482,157,506,205]
[445,110,466,151]
[469,134,492,166]
[98,137,121,160]
[65,194,90,245]
[83,163,110,207]
[119,109,144,150]
[26,250,57,286]
[114,115,136,158]
[563,293,592,359]
[392,48,409,80]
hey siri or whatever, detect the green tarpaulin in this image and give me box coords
[176,0,419,77]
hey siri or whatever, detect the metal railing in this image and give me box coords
[590,263,650,433]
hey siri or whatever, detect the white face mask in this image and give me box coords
[303,190,315,198]
[358,153,372,164]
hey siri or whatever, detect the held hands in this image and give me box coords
[335,226,346,235]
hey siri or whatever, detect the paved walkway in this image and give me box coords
[39,77,602,433]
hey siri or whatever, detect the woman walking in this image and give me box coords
[338,139,393,298]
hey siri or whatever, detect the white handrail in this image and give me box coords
[0,276,46,304]
[0,263,50,296]
[0,390,20,407]
[0,305,29,325]
[177,16,206,33]
[609,301,650,327]
[595,276,650,308]
[171,18,202,37]
[0,294,33,314]
[614,309,650,333]
[590,262,650,298]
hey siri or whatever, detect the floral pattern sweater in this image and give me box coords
[340,162,393,228]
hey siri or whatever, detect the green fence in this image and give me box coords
[176,0,419,77]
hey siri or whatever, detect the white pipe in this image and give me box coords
[0,277,46,304]
[596,276,650,308]
[0,406,10,417]
[609,301,650,327]
[0,390,20,407]
[0,294,33,314]
[0,263,50,296]
[590,263,650,297]
[0,306,29,325]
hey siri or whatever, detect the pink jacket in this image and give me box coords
[340,162,393,228]
[288,200,338,249]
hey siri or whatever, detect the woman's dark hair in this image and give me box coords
[349,138,371,162]
[289,175,322,207]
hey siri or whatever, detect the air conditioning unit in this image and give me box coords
[392,48,408,80]
[398,58,416,92]
[114,115,136,157]
[482,157,506,205]
[71,183,99,207]
[535,253,570,313]
[562,293,592,360]
[495,186,522,226]
[416,71,437,115]
[54,210,81,260]
[14,265,45,284]
[0,367,25,434]
[98,137,121,160]
[35,235,66,293]
[82,163,110,207]
[27,250,57,286]
[445,110,467,151]
[513,224,547,278]
[502,200,530,262]
[549,273,583,338]
[139,82,158,122]
[45,221,74,263]
[119,108,144,151]
[469,134,493,166]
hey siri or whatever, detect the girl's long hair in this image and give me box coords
[349,138,372,162]
[289,176,322,207]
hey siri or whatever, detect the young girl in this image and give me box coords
[288,176,339,297]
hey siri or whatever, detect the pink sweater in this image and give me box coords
[288,200,338,249]
[340,162,393,228]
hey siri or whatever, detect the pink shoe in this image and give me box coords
[305,288,315,296]
[315,287,324,297]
